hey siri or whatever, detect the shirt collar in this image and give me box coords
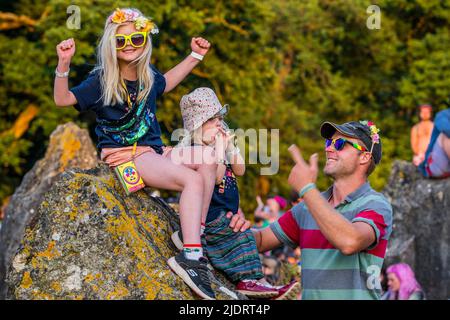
[323,181,372,205]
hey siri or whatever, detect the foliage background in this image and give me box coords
[1,0,449,215]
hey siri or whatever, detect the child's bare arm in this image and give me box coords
[216,164,227,185]
[164,37,211,93]
[229,152,245,176]
[227,138,245,176]
[215,131,228,184]
[54,38,77,107]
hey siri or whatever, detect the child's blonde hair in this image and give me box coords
[93,8,154,107]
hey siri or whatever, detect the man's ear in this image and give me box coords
[360,151,372,165]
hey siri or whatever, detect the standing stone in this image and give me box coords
[2,122,243,300]
[0,122,98,298]
[5,163,242,300]
[383,160,450,300]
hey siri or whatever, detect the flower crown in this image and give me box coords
[359,120,380,153]
[108,8,159,34]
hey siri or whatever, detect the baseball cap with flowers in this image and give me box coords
[320,120,382,164]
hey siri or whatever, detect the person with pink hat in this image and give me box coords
[170,87,300,300]
[254,195,288,226]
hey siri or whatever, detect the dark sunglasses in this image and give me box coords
[115,32,147,50]
[325,138,368,152]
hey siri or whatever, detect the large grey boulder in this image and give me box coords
[0,122,98,298]
[5,163,241,299]
[383,160,450,300]
[2,122,242,300]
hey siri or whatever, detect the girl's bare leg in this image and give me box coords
[134,151,204,245]
[168,146,217,224]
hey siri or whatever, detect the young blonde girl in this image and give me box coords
[54,8,217,300]
[172,88,300,299]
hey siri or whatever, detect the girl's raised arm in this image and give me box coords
[163,37,211,93]
[54,38,78,107]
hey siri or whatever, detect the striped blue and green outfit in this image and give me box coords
[203,165,263,282]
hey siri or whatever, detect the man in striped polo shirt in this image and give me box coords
[229,120,393,299]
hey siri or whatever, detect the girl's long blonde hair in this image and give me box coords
[93,8,154,106]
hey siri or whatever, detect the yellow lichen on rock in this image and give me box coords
[32,290,54,300]
[59,126,82,172]
[106,283,130,300]
[105,208,189,300]
[20,272,32,289]
[6,163,241,300]
[36,241,60,260]
[50,282,62,293]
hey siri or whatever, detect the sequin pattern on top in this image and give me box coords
[97,82,156,145]
[219,166,237,193]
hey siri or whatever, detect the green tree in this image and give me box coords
[1,0,449,215]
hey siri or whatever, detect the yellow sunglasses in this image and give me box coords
[115,32,147,50]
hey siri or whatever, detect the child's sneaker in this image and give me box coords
[167,252,216,300]
[235,280,279,298]
[171,230,184,251]
[271,280,300,300]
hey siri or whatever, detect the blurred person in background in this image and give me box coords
[411,104,434,166]
[382,263,425,300]
[254,195,287,224]
[419,108,450,178]
[261,255,281,286]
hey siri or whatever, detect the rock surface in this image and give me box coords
[2,123,242,300]
[0,122,99,298]
[383,160,450,300]
[5,163,242,299]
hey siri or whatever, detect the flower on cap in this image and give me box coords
[372,133,380,143]
[360,120,380,145]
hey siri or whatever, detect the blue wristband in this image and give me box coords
[299,183,316,198]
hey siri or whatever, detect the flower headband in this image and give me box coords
[359,120,380,153]
[108,8,159,34]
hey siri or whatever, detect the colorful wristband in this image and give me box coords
[299,183,316,198]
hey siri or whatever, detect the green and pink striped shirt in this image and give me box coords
[270,182,392,300]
